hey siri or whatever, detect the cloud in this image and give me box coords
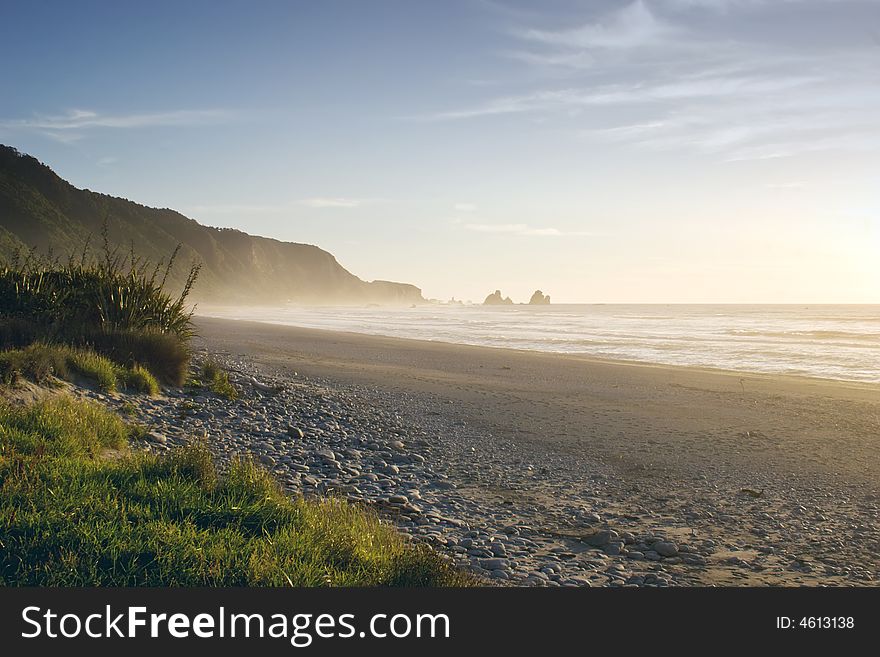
[40,131,85,144]
[418,73,820,121]
[658,0,861,12]
[454,203,477,212]
[0,108,233,142]
[465,223,593,237]
[514,1,678,50]
[418,0,880,161]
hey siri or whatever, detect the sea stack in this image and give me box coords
[483,289,514,305]
[529,290,551,305]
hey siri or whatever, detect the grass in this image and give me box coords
[0,396,129,459]
[67,348,119,392]
[0,343,160,396]
[89,330,190,386]
[0,396,470,587]
[119,364,161,396]
[201,360,238,400]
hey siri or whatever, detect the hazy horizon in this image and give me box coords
[2,0,878,304]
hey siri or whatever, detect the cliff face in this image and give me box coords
[0,145,423,304]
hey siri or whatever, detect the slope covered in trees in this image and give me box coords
[0,145,423,304]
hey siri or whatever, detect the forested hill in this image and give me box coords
[0,145,423,304]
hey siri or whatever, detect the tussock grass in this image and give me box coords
[89,330,189,385]
[201,359,238,400]
[0,396,469,587]
[67,348,119,392]
[0,344,160,395]
[0,342,69,384]
[120,364,160,396]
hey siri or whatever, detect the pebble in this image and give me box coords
[111,351,873,590]
[585,530,619,547]
[147,431,168,445]
[654,541,679,558]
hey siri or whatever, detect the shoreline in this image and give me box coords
[180,316,880,585]
[194,314,880,392]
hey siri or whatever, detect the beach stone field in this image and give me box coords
[83,350,879,587]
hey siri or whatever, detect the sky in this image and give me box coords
[1,0,879,303]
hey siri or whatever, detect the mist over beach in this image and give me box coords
[200,303,880,383]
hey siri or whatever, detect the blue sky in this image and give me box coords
[2,0,879,302]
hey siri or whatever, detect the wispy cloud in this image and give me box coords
[454,202,477,212]
[418,73,820,121]
[418,0,880,162]
[0,108,233,131]
[659,0,860,12]
[513,1,678,50]
[296,196,394,209]
[0,108,234,142]
[465,223,593,237]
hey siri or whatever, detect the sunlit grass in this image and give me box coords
[200,359,238,400]
[0,396,470,587]
[0,344,160,395]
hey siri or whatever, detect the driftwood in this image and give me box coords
[740,488,764,498]
[250,376,283,394]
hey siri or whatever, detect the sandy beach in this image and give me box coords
[189,316,880,586]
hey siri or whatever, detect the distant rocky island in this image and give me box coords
[483,289,550,305]
[529,290,550,305]
[483,290,514,305]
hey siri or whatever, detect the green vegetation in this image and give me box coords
[67,348,119,392]
[119,364,161,396]
[0,181,462,587]
[200,359,238,400]
[0,396,468,587]
[0,343,159,395]
[0,144,423,305]
[0,396,129,458]
[0,229,198,385]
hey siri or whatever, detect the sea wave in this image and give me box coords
[199,304,880,383]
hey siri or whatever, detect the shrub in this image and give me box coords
[0,240,199,383]
[0,343,70,384]
[0,317,42,350]
[89,330,189,385]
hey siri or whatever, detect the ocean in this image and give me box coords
[200,304,880,384]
